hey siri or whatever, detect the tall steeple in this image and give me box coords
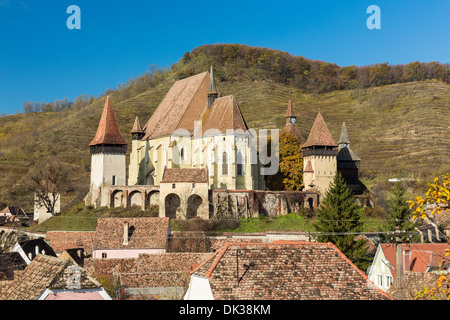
[86,95,127,207]
[282,93,304,142]
[130,116,144,140]
[338,122,350,149]
[208,65,218,108]
[89,95,127,150]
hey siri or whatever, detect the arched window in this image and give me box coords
[222,152,228,175]
[236,151,244,176]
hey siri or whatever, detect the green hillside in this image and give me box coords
[0,44,449,212]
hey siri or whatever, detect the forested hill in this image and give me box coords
[0,43,449,210]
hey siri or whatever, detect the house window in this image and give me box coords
[112,175,117,185]
[180,147,185,161]
[386,275,393,288]
[377,274,383,287]
[102,252,107,259]
[192,183,196,189]
[222,152,228,175]
[172,183,176,189]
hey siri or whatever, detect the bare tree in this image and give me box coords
[24,159,73,217]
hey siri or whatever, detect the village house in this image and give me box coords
[184,241,391,300]
[11,238,57,264]
[367,242,450,292]
[92,217,171,259]
[0,254,111,300]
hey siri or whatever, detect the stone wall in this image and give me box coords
[210,190,319,219]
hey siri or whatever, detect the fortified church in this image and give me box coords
[85,68,366,219]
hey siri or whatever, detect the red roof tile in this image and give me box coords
[191,242,391,300]
[89,96,127,146]
[302,112,337,148]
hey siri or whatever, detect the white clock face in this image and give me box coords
[291,117,296,124]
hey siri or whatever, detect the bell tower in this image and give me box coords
[301,111,338,197]
[86,96,127,207]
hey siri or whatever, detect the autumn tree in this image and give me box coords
[278,132,303,191]
[408,174,450,300]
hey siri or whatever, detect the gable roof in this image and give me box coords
[0,255,101,300]
[16,239,57,260]
[93,217,170,250]
[191,242,391,300]
[89,96,127,146]
[143,72,209,140]
[202,95,248,135]
[380,243,450,279]
[302,112,337,148]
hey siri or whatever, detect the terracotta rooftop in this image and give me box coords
[142,70,249,140]
[143,72,209,140]
[202,95,248,135]
[89,96,127,146]
[161,168,208,183]
[191,242,391,300]
[0,255,101,300]
[93,217,170,250]
[302,112,337,148]
[282,123,304,142]
[380,243,450,279]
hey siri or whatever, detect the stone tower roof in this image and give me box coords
[338,122,350,145]
[302,112,337,148]
[89,96,127,146]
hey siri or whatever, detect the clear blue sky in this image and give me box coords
[0,0,448,114]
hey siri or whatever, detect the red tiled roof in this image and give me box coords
[142,72,209,140]
[93,217,170,250]
[381,243,450,279]
[282,123,304,142]
[302,112,337,148]
[191,242,391,300]
[161,168,208,183]
[202,95,248,135]
[89,96,127,146]
[0,255,101,300]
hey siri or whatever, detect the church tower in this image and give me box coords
[86,96,127,206]
[281,94,304,142]
[301,111,338,198]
